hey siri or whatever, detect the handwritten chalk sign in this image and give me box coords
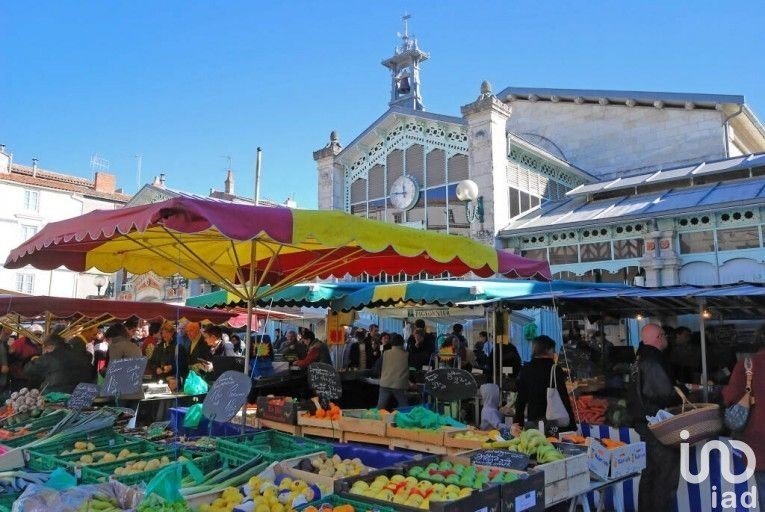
[470,449,530,471]
[100,357,147,397]
[202,370,252,422]
[68,383,99,410]
[308,363,342,401]
[423,368,478,401]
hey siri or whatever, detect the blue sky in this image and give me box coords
[3,1,764,208]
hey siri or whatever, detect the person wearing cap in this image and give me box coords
[24,334,95,393]
[8,325,43,391]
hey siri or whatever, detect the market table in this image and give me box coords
[565,473,642,512]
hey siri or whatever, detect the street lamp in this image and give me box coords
[94,275,107,296]
[456,179,484,223]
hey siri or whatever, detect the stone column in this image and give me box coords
[460,81,513,243]
[313,131,344,211]
[640,228,680,286]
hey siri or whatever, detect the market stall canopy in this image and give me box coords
[0,295,237,323]
[186,282,373,309]
[226,307,303,329]
[499,282,765,318]
[330,279,627,312]
[5,197,552,303]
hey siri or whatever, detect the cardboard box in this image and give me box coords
[256,396,299,424]
[588,439,646,481]
[533,443,588,485]
[500,470,545,512]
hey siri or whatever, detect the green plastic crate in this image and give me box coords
[30,429,135,454]
[297,494,397,512]
[81,451,219,486]
[28,438,162,472]
[0,491,19,512]
[216,431,332,466]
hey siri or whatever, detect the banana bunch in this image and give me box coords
[484,429,564,463]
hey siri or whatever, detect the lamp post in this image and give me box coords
[94,275,107,296]
[456,179,492,242]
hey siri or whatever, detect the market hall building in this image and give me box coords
[314,31,765,288]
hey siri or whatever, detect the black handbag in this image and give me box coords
[724,357,754,433]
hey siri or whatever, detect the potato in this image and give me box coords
[80,454,94,464]
[102,453,117,463]
[87,443,96,451]
[74,442,88,450]
[118,449,131,459]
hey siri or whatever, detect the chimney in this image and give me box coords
[32,158,38,177]
[224,169,235,195]
[94,171,116,194]
[0,145,9,174]
[159,173,166,187]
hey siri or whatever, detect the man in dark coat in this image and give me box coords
[628,323,682,512]
[24,334,95,393]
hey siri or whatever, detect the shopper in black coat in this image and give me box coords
[24,334,95,393]
[512,335,574,433]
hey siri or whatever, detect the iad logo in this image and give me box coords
[679,429,758,509]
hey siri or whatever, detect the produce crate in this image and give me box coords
[341,431,391,447]
[256,396,299,424]
[81,451,218,486]
[0,491,19,512]
[215,430,332,466]
[336,467,502,512]
[278,451,372,490]
[28,439,164,472]
[389,437,447,455]
[338,410,393,437]
[297,414,342,429]
[258,418,301,436]
[26,429,135,455]
[301,425,343,441]
[297,494,397,512]
[443,429,492,450]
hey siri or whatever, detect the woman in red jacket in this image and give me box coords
[722,339,765,507]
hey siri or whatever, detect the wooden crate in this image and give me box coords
[443,429,489,450]
[390,437,447,455]
[259,418,302,436]
[386,424,420,442]
[341,431,391,447]
[339,411,390,437]
[301,424,343,440]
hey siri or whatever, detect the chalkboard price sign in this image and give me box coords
[100,357,147,397]
[423,368,478,401]
[470,449,530,471]
[68,383,99,410]
[308,363,342,401]
[202,370,252,422]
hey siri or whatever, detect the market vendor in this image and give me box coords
[280,330,306,362]
[292,330,331,369]
[8,325,43,391]
[627,323,682,512]
[24,334,95,393]
[148,321,189,389]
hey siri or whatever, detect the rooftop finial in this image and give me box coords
[330,131,339,144]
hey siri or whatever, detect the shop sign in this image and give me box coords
[407,308,450,318]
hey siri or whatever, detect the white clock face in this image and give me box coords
[389,175,419,211]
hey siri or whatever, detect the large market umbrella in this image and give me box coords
[329,278,627,312]
[186,282,373,309]
[0,294,236,340]
[6,196,551,373]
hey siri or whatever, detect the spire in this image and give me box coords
[225,169,234,195]
[381,13,429,111]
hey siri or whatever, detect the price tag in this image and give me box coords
[68,383,99,410]
[202,370,252,422]
[308,363,342,401]
[100,357,147,397]
[470,449,530,471]
[423,368,478,401]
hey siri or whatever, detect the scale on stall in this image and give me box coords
[142,382,172,396]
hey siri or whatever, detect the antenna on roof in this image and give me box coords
[134,154,143,190]
[90,154,110,173]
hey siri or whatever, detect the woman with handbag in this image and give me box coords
[512,335,575,436]
[722,338,765,506]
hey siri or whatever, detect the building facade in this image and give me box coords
[315,30,765,287]
[0,147,129,297]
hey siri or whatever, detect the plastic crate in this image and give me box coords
[28,438,162,472]
[297,494,397,512]
[28,429,135,454]
[0,491,19,512]
[216,430,332,466]
[81,451,218,486]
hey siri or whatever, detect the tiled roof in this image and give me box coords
[2,164,130,203]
